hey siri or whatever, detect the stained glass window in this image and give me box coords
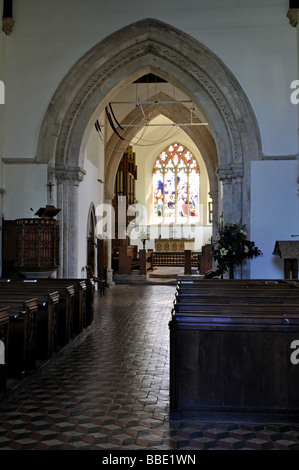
[153,143,200,223]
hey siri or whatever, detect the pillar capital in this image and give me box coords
[216,164,244,183]
[216,165,233,183]
[287,8,299,27]
[54,166,86,186]
[208,190,218,200]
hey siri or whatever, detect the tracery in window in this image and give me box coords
[153,143,200,223]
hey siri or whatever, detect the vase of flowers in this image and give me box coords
[212,221,262,278]
[140,229,150,249]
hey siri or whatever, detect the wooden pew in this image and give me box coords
[175,290,299,304]
[118,245,140,275]
[169,278,299,420]
[55,279,95,330]
[0,277,94,387]
[139,250,153,275]
[86,264,106,297]
[0,297,38,379]
[0,307,10,391]
[0,276,93,349]
[177,278,299,288]
[0,280,75,351]
[29,279,82,335]
[173,301,299,316]
[0,286,59,360]
[19,278,94,334]
[198,243,213,274]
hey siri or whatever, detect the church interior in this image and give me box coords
[0,0,299,453]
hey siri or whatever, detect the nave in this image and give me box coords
[0,284,299,451]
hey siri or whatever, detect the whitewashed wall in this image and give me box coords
[3,163,48,219]
[0,0,298,278]
[1,0,296,160]
[250,160,299,278]
[77,128,105,277]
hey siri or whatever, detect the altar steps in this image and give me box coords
[148,267,199,285]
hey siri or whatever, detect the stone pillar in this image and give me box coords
[216,165,234,223]
[216,164,245,278]
[55,166,85,278]
[104,193,115,285]
[231,163,244,223]
[55,172,64,278]
[216,164,244,225]
[208,189,219,242]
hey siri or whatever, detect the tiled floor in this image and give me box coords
[1,284,299,451]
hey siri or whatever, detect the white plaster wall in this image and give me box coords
[3,163,48,219]
[77,128,105,277]
[1,0,297,161]
[250,160,299,279]
[0,1,297,278]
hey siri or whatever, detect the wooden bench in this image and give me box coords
[0,276,94,355]
[86,264,106,297]
[20,278,94,334]
[0,279,76,348]
[177,278,299,288]
[169,278,299,420]
[139,250,153,275]
[58,278,95,330]
[175,289,299,305]
[0,297,38,379]
[0,285,60,360]
[0,277,95,388]
[118,245,140,274]
[0,307,10,391]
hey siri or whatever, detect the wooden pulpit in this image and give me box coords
[273,240,299,279]
[3,205,61,278]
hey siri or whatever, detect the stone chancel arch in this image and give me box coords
[37,18,262,277]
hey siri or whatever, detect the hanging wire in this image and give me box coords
[94,92,208,149]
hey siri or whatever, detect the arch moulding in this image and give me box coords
[37,18,262,277]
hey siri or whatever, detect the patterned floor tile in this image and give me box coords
[0,284,299,453]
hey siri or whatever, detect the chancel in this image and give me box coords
[0,0,299,451]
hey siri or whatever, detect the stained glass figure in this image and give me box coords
[153,143,200,223]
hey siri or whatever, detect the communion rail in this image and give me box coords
[152,251,199,267]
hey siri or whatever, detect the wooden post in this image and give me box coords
[139,249,146,275]
[184,250,192,275]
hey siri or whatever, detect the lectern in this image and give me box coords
[273,240,299,279]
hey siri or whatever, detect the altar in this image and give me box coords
[155,238,195,252]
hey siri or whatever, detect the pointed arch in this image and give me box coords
[37,18,262,276]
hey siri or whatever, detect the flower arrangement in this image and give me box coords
[140,229,150,248]
[212,221,262,278]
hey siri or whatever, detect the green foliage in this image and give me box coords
[212,222,262,274]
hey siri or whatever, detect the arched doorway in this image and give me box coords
[36,18,262,277]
